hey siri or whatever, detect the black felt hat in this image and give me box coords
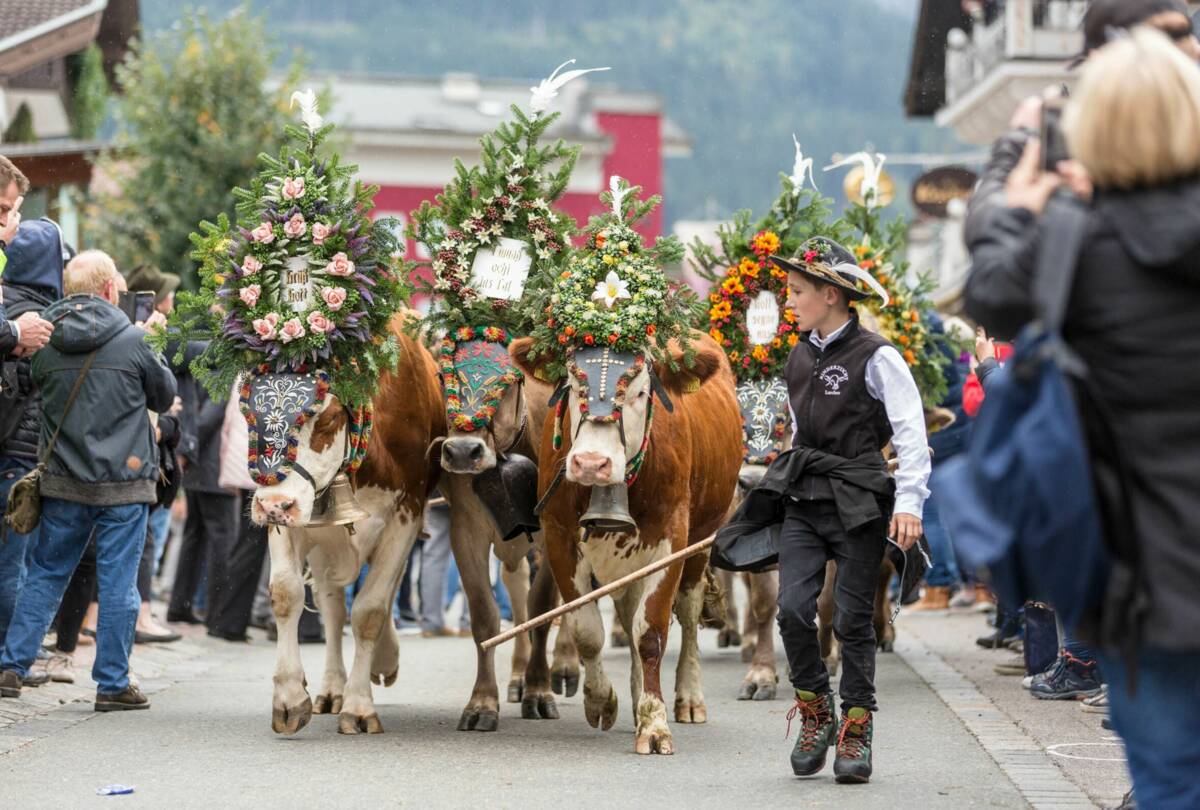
[769,237,871,302]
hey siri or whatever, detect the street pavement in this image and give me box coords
[0,599,1121,809]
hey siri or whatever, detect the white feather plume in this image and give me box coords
[789,135,818,195]
[608,175,633,219]
[825,151,888,208]
[530,59,611,114]
[289,88,323,133]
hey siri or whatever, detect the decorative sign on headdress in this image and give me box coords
[440,326,523,432]
[165,88,409,414]
[736,378,789,465]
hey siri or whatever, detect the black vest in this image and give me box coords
[786,315,893,500]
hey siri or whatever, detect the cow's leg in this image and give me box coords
[338,514,418,735]
[551,609,580,698]
[308,546,348,715]
[673,553,708,724]
[613,583,644,710]
[716,568,741,649]
[817,560,841,676]
[499,554,531,704]
[521,548,560,720]
[632,524,687,755]
[740,573,759,663]
[875,562,896,652]
[268,528,313,735]
[556,539,617,732]
[738,570,780,701]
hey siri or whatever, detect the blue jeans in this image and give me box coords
[446,556,513,627]
[149,506,171,569]
[0,497,147,693]
[1099,650,1200,810]
[0,457,36,647]
[922,486,961,588]
[419,502,452,632]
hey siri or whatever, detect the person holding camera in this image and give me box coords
[965,29,1200,810]
[0,157,53,361]
[0,250,176,712]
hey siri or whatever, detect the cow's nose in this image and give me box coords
[570,452,612,483]
[442,438,484,471]
[254,495,297,522]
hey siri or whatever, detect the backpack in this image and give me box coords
[933,197,1115,633]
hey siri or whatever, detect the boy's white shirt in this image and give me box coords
[788,318,931,519]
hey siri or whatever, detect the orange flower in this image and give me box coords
[709,292,721,304]
[752,345,770,362]
[904,349,916,365]
[709,300,732,320]
[560,270,572,279]
[608,334,619,344]
[721,276,744,295]
[646,324,656,336]
[729,350,740,362]
[854,244,870,258]
[565,325,576,336]
[911,310,920,322]
[595,233,606,248]
[739,258,760,278]
[752,230,780,255]
[772,338,783,349]
[859,259,875,271]
[787,334,799,346]
[709,327,724,344]
[771,267,787,280]
[558,334,568,345]
[783,309,796,324]
[877,274,889,286]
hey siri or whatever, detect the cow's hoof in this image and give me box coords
[674,698,707,724]
[584,685,618,731]
[718,628,742,649]
[752,682,776,701]
[457,707,499,732]
[338,711,384,734]
[878,639,894,653]
[370,667,399,687]
[635,730,675,755]
[507,681,523,704]
[551,669,579,698]
[313,693,343,715]
[611,627,629,648]
[271,697,313,735]
[521,694,560,720]
[736,681,757,701]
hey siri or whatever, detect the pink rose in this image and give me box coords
[325,251,355,277]
[312,222,331,245]
[321,286,347,311]
[252,312,280,340]
[306,311,332,334]
[239,284,261,307]
[250,223,275,244]
[283,213,306,239]
[241,255,262,276]
[279,318,306,344]
[281,176,306,200]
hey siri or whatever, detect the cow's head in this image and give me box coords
[513,338,722,487]
[438,335,526,475]
[243,371,350,527]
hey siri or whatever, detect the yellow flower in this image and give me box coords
[783,308,796,324]
[787,334,799,346]
[739,258,760,278]
[722,276,745,295]
[729,350,740,362]
[752,345,770,362]
[772,338,783,349]
[709,292,721,304]
[752,231,780,255]
[709,300,732,320]
[602,254,617,265]
[709,327,724,343]
[854,244,870,258]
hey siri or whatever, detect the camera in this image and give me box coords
[118,290,156,325]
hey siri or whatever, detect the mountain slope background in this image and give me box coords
[141,0,956,224]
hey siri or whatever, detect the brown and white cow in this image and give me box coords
[250,314,444,735]
[433,334,579,731]
[511,332,742,754]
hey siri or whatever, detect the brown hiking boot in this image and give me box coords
[909,585,951,612]
[95,685,150,712]
[787,690,838,776]
[0,669,21,698]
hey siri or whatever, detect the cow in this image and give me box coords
[249,314,444,735]
[432,331,579,731]
[511,331,743,755]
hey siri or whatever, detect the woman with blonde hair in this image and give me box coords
[965,27,1200,810]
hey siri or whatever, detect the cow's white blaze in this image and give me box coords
[565,364,651,486]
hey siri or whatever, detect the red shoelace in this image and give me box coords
[837,712,871,758]
[785,695,831,749]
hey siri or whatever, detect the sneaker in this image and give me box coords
[22,668,49,687]
[973,584,998,613]
[95,685,150,712]
[909,586,952,612]
[994,653,1027,676]
[949,587,977,609]
[833,707,874,784]
[0,669,21,698]
[45,653,75,684]
[1024,656,1065,690]
[1081,685,1109,714]
[787,691,838,776]
[1031,652,1102,700]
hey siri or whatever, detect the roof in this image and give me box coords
[0,0,106,48]
[310,72,690,154]
[904,0,973,117]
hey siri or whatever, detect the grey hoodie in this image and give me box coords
[32,294,177,505]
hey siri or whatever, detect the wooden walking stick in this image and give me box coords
[481,536,715,651]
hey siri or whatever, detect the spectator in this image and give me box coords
[965,29,1200,809]
[0,156,53,359]
[418,498,455,637]
[0,217,66,684]
[0,250,176,711]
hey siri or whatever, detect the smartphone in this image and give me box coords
[1040,96,1070,172]
[118,291,156,324]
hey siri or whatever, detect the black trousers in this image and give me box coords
[776,500,888,712]
[168,490,239,622]
[207,493,268,639]
[54,535,97,654]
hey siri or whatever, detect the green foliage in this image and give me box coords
[70,44,109,140]
[408,103,579,337]
[160,115,410,407]
[85,6,305,289]
[3,103,36,144]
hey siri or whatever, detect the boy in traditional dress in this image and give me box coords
[769,238,929,783]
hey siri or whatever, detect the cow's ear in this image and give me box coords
[658,344,723,395]
[508,337,555,383]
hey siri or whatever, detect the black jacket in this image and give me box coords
[964,128,1034,252]
[173,341,225,494]
[0,283,56,460]
[33,294,178,505]
[965,179,1200,651]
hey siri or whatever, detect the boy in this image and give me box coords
[769,238,929,783]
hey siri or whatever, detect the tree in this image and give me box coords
[85,6,304,288]
[69,43,108,140]
[3,103,36,144]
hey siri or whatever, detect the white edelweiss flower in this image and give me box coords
[507,173,523,186]
[532,230,547,243]
[537,248,552,261]
[502,209,518,222]
[591,270,632,309]
[489,223,502,236]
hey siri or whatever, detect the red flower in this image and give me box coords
[804,250,819,263]
[646,324,656,336]
[584,334,595,345]
[608,334,619,344]
[558,334,568,345]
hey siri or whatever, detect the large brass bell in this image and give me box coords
[307,472,371,531]
[579,483,637,536]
